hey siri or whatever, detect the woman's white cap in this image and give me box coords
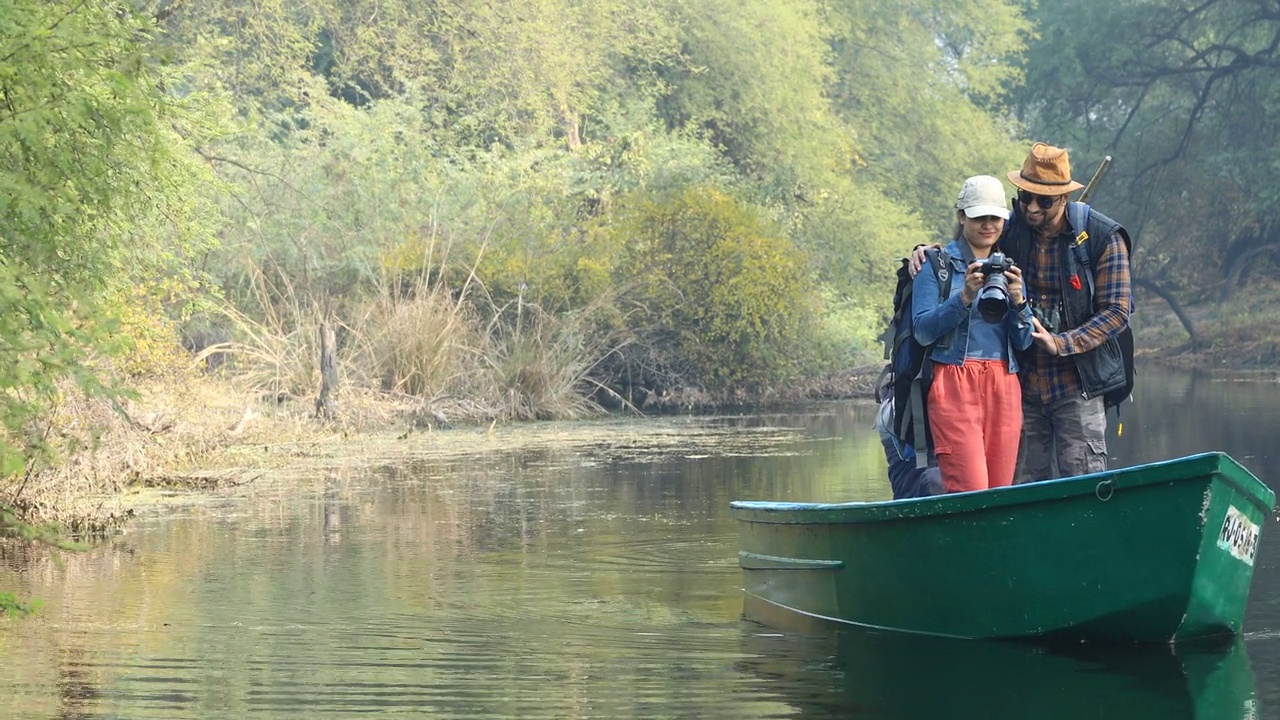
[955,175,1010,220]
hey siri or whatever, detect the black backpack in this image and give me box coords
[879,248,953,469]
[1066,202,1136,414]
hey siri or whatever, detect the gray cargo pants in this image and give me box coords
[1015,394,1108,483]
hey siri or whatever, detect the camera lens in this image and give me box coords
[976,272,1010,322]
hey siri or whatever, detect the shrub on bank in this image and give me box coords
[604,185,822,397]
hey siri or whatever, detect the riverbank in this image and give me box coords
[3,364,879,534]
[1132,283,1280,379]
[6,286,1277,534]
[0,373,448,533]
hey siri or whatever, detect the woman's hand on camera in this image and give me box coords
[1004,264,1025,306]
[961,262,985,307]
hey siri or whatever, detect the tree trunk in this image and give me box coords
[1220,243,1275,301]
[315,321,338,421]
[1133,277,1199,346]
[561,103,581,150]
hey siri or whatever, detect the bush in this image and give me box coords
[355,275,480,399]
[608,185,820,395]
[481,297,615,420]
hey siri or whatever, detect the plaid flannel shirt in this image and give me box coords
[1023,224,1131,404]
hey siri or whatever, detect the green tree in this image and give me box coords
[609,185,820,394]
[824,0,1031,233]
[655,0,845,196]
[0,1,215,474]
[154,0,1039,397]
[1011,0,1280,307]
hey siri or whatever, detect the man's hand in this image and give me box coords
[908,243,944,278]
[1031,317,1060,355]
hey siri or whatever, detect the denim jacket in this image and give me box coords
[911,239,1034,373]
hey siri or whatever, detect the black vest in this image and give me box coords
[1001,203,1131,400]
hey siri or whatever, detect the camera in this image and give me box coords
[975,252,1014,322]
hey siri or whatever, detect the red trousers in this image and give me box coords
[927,360,1022,493]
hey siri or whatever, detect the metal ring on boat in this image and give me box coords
[1095,479,1114,502]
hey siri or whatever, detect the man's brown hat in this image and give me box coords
[1007,142,1085,196]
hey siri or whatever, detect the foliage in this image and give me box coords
[609,185,821,393]
[142,0,1040,410]
[110,284,193,379]
[419,0,680,152]
[789,178,933,330]
[1010,0,1280,299]
[0,1,217,474]
[656,0,846,197]
[824,0,1032,233]
[202,91,445,315]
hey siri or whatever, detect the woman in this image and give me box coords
[912,175,1034,493]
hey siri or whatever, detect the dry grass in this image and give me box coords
[205,252,629,426]
[199,263,326,399]
[479,295,622,421]
[2,372,286,532]
[1,241,644,529]
[347,276,482,400]
[2,303,625,532]
[1,367,457,532]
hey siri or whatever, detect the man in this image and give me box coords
[1004,143,1132,481]
[911,143,1132,481]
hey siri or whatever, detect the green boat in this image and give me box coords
[730,452,1276,643]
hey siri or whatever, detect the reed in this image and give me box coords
[195,236,626,426]
[2,234,638,528]
[480,292,621,421]
[350,272,480,401]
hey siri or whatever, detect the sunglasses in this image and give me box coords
[1017,190,1059,210]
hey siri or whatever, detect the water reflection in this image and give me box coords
[1110,364,1280,475]
[740,628,1259,719]
[0,362,1275,718]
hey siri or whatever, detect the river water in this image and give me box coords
[0,362,1276,718]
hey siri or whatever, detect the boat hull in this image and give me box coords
[731,452,1275,643]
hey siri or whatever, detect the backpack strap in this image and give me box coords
[1066,201,1137,421]
[908,248,952,469]
[909,364,933,469]
[1069,201,1139,324]
[1068,202,1095,298]
[925,248,954,348]
[928,248,950,302]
